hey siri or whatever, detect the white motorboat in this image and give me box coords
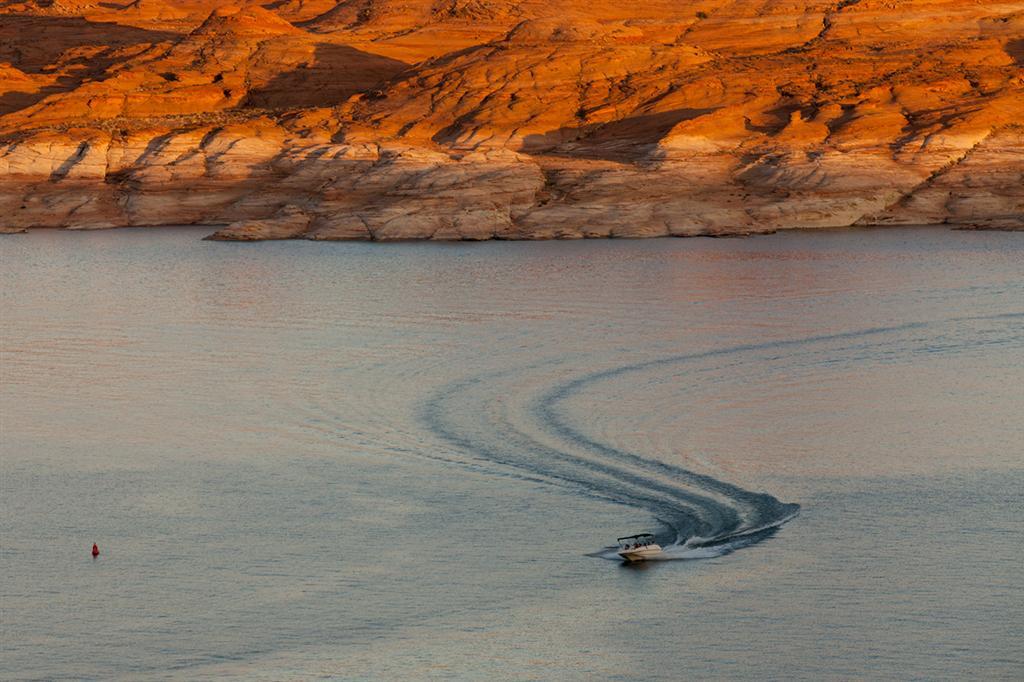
[616,533,663,562]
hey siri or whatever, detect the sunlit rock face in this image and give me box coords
[0,0,1021,238]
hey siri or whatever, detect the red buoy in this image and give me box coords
[91,543,99,558]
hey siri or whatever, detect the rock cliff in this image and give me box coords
[1,1,1021,238]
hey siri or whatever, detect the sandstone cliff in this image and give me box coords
[1,1,1021,239]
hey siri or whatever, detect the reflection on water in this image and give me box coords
[1,227,1022,680]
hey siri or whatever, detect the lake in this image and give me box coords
[2,227,1022,680]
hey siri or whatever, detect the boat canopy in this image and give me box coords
[617,533,656,543]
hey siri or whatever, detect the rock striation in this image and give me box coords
[1,0,1021,238]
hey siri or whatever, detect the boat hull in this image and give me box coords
[617,545,663,562]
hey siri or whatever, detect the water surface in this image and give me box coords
[2,227,1022,679]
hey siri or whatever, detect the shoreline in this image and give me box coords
[3,221,1019,242]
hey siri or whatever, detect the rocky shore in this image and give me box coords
[1,1,1021,240]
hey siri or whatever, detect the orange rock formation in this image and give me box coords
[0,0,1021,239]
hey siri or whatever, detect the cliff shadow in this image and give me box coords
[1005,38,1024,67]
[0,16,179,116]
[0,75,77,117]
[0,16,179,74]
[516,108,718,162]
[242,43,409,109]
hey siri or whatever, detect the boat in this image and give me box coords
[616,533,663,562]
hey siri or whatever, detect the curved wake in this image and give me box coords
[420,313,1022,561]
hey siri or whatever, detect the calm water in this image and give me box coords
[1,227,1022,680]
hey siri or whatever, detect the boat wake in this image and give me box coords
[587,511,801,562]
[421,313,1022,562]
[422,353,807,562]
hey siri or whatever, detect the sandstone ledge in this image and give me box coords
[1,129,1021,240]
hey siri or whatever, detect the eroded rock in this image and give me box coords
[0,0,1021,238]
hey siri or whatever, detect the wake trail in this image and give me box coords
[420,313,1021,561]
